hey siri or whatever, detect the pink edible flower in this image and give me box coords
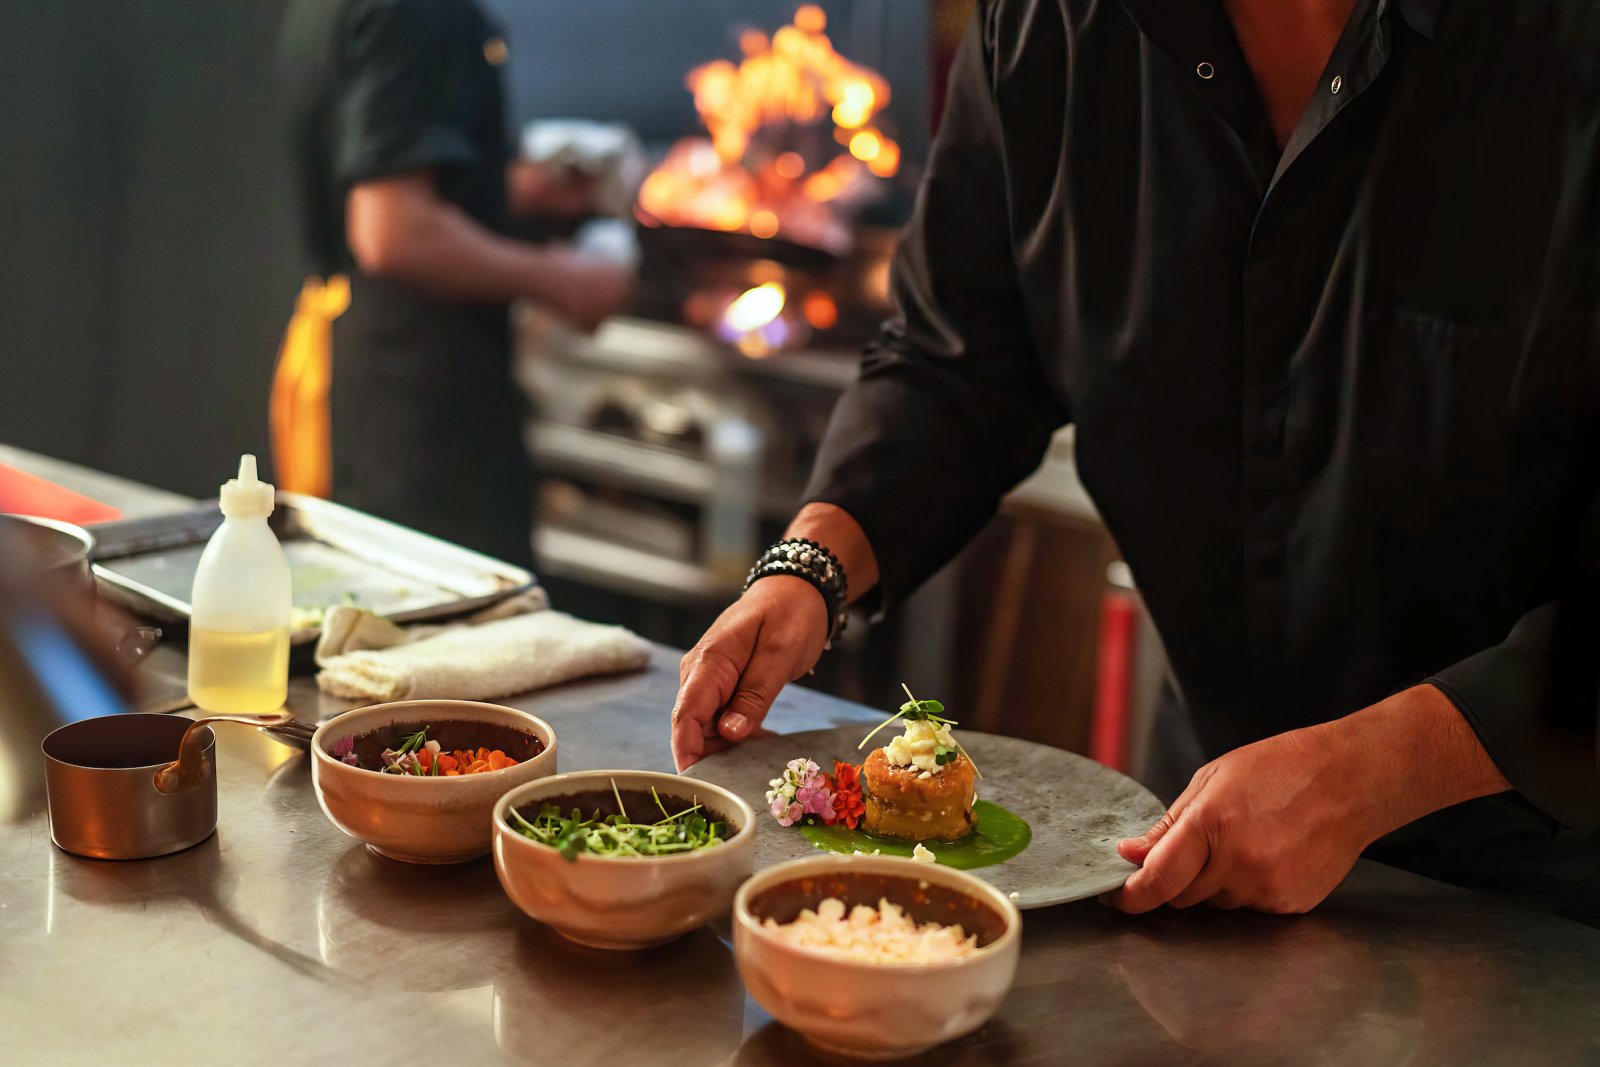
[766,756,837,827]
[796,778,836,823]
[772,798,806,827]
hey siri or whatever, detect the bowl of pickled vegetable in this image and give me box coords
[312,700,557,865]
[492,769,755,950]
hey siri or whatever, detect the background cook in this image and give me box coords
[275,0,632,565]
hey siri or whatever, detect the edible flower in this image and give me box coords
[329,735,360,767]
[828,760,865,829]
[765,757,836,827]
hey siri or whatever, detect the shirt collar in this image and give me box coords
[1397,0,1443,39]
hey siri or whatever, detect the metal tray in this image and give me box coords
[90,493,536,645]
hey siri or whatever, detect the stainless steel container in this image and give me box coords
[0,514,95,604]
[42,714,217,859]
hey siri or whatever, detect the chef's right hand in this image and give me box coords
[671,576,831,771]
[540,249,634,332]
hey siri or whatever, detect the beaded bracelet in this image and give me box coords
[744,537,849,646]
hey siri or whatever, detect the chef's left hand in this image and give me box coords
[1103,684,1510,914]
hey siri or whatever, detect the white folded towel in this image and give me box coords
[314,602,651,703]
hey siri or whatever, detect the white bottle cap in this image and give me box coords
[219,454,275,519]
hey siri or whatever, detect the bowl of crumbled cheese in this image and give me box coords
[732,854,1021,1059]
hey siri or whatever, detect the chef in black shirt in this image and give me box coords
[672,0,1600,924]
[276,0,630,565]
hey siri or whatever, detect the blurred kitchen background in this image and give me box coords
[0,1,1161,769]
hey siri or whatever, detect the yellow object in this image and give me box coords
[188,626,290,714]
[270,275,349,498]
[188,456,293,714]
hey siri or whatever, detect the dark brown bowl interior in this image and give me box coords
[748,871,1009,948]
[509,786,746,836]
[327,720,544,769]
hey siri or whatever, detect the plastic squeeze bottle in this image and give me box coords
[187,455,292,714]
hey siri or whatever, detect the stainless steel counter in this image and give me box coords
[5,647,1600,1066]
[5,449,1600,1064]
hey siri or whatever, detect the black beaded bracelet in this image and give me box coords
[744,537,849,646]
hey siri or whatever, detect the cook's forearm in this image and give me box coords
[1322,684,1512,844]
[783,503,880,606]
[346,179,560,303]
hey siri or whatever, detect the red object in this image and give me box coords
[0,463,123,526]
[828,761,865,830]
[1091,587,1138,771]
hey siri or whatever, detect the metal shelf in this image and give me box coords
[534,526,741,607]
[527,422,801,517]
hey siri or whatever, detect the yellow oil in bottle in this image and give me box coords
[187,626,290,714]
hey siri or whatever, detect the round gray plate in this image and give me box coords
[684,726,1166,909]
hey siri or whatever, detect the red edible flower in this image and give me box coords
[828,761,865,830]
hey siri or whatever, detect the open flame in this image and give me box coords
[637,4,900,251]
[716,281,793,357]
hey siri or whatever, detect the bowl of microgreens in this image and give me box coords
[492,769,755,950]
[312,700,557,864]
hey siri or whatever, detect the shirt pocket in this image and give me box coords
[1368,307,1522,489]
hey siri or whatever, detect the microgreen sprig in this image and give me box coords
[380,725,434,775]
[857,684,981,778]
[394,725,430,756]
[508,778,728,862]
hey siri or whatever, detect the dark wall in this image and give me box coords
[0,1,302,497]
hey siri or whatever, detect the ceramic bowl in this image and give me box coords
[732,855,1022,1060]
[311,700,557,864]
[492,769,755,950]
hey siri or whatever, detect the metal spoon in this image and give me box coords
[153,711,296,794]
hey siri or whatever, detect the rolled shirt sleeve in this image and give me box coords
[333,0,478,185]
[1427,471,1600,834]
[802,8,1070,611]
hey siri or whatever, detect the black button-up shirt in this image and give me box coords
[806,0,1600,911]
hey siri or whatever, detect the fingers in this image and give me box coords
[1168,865,1233,909]
[1104,816,1212,914]
[1117,767,1209,864]
[716,640,792,744]
[1117,809,1177,865]
[671,645,743,771]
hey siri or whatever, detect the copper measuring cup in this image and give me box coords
[42,711,293,859]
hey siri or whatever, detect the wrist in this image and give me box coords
[746,538,847,646]
[1322,684,1513,843]
[784,503,878,604]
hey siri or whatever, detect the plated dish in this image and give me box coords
[310,700,557,864]
[685,709,1165,908]
[760,689,1017,869]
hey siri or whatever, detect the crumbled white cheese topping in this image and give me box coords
[763,897,979,964]
[884,719,957,774]
[911,842,937,864]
